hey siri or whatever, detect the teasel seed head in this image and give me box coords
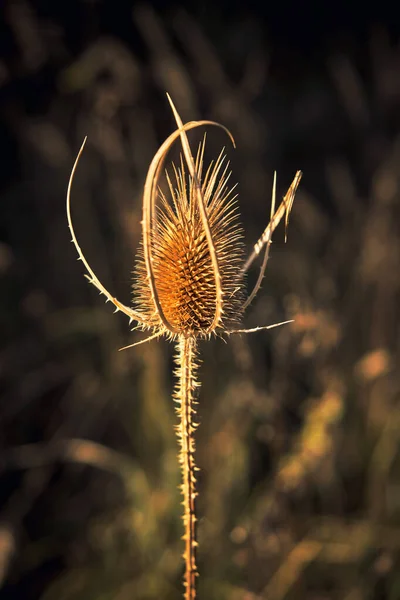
[133,140,245,339]
[66,94,302,348]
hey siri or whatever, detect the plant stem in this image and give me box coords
[175,335,198,599]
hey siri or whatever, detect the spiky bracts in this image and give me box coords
[67,94,302,600]
[174,336,199,599]
[133,144,245,338]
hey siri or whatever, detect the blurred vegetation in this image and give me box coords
[1,1,400,599]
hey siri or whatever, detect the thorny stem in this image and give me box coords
[175,335,198,600]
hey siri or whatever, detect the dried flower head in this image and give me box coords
[66,94,302,599]
[133,139,245,337]
[67,95,301,344]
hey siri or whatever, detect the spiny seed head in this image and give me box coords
[133,141,245,338]
[66,95,302,352]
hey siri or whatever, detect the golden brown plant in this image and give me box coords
[66,95,301,600]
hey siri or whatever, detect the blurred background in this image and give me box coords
[1,1,400,598]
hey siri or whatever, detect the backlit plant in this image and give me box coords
[67,95,301,599]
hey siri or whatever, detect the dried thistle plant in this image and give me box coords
[66,95,301,599]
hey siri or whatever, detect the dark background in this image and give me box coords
[1,1,400,599]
